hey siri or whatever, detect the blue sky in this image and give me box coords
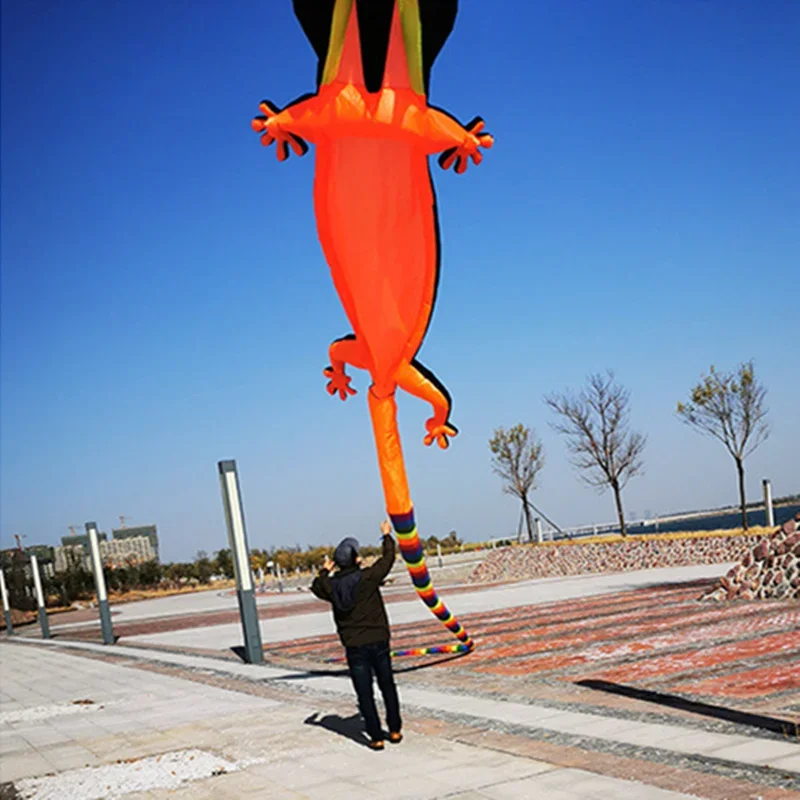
[2,1,798,562]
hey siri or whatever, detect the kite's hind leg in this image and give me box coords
[324,334,367,400]
[395,360,458,449]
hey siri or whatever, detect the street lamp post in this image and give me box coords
[763,479,775,529]
[86,522,115,645]
[30,555,51,639]
[0,569,13,635]
[218,460,263,664]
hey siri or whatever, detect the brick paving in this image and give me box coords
[19,568,799,797]
[259,577,800,725]
[52,575,798,725]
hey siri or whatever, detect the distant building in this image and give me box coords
[99,534,157,568]
[52,525,159,572]
[60,532,107,552]
[26,544,55,562]
[0,548,22,568]
[111,525,159,562]
[0,545,56,578]
[26,545,56,578]
[54,532,107,573]
[54,544,89,573]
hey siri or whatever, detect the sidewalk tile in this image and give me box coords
[769,753,800,774]
[0,750,53,782]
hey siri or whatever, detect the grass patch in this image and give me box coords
[105,580,237,605]
[529,526,773,548]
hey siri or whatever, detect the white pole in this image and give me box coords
[0,569,9,612]
[763,479,774,528]
[535,518,543,544]
[30,555,44,607]
[30,555,50,638]
[0,568,13,634]
[218,460,263,663]
[86,522,114,644]
[88,527,107,601]
[221,469,253,592]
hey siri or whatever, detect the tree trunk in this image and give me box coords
[736,456,747,530]
[612,480,627,537]
[522,497,534,543]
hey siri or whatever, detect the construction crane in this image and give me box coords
[119,515,130,529]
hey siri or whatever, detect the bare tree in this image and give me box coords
[545,370,646,536]
[489,424,545,543]
[676,361,769,530]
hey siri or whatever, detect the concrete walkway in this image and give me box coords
[47,552,486,634]
[122,563,736,650]
[0,642,706,799]
[7,633,800,780]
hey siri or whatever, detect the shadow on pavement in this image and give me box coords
[576,679,799,737]
[304,711,370,747]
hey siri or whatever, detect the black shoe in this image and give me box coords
[368,739,385,751]
[389,732,403,744]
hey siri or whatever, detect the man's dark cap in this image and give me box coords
[333,537,360,568]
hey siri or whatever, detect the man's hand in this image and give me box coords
[322,556,335,572]
[380,520,393,537]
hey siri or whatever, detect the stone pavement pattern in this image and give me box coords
[5,564,800,798]
[111,564,737,650]
[469,530,770,584]
[257,578,800,723]
[0,643,712,799]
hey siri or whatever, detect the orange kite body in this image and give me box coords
[253,0,492,651]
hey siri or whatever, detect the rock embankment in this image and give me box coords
[700,515,800,602]
[467,530,769,585]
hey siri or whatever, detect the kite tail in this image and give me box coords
[367,389,474,651]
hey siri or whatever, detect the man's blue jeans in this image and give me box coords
[345,640,401,742]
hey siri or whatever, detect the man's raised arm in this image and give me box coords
[310,556,335,601]
[362,521,396,585]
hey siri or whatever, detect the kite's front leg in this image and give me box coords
[251,95,326,161]
[422,110,494,174]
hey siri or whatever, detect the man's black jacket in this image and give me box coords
[311,535,396,648]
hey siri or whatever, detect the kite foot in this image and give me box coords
[424,419,458,449]
[251,100,309,162]
[438,117,493,174]
[324,367,356,401]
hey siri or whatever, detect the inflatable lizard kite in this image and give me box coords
[252,0,493,653]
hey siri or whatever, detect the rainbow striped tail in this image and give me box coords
[390,509,473,649]
[325,642,470,663]
[368,389,474,651]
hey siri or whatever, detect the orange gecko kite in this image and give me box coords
[252,0,493,654]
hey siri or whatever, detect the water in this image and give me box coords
[553,503,800,540]
[624,503,799,536]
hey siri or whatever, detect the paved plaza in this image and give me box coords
[267,575,800,723]
[2,564,799,799]
[0,643,715,800]
[52,563,736,649]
